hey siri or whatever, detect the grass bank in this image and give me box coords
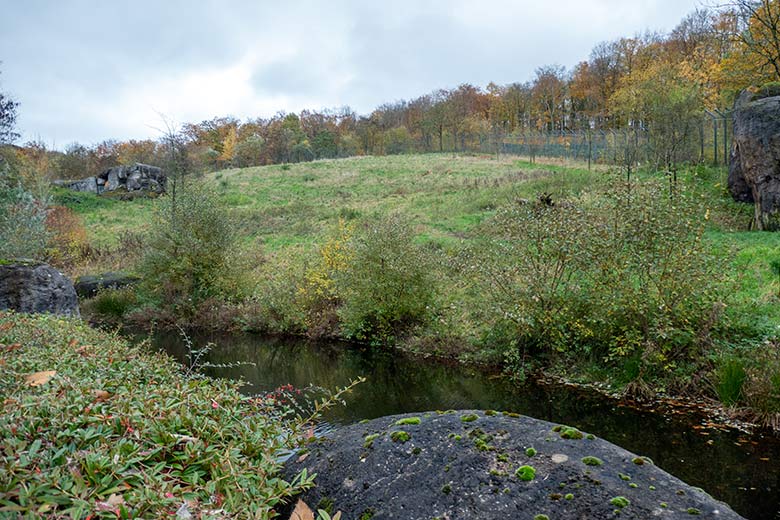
[0,311,318,518]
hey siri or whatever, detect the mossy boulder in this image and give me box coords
[74,271,141,298]
[283,411,743,519]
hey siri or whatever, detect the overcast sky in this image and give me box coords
[0,0,702,147]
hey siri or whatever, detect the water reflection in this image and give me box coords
[151,331,780,520]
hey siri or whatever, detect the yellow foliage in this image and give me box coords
[296,219,355,331]
[219,127,238,164]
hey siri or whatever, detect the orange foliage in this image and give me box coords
[45,206,89,267]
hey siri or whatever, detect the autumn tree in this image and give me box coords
[219,126,237,166]
[531,65,568,131]
[0,68,19,145]
[611,60,703,174]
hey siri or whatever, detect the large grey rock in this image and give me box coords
[284,411,743,519]
[74,271,140,298]
[52,177,98,193]
[53,163,165,195]
[0,261,80,317]
[729,89,780,229]
[106,168,120,191]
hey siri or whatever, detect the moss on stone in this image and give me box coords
[460,413,479,423]
[560,427,584,440]
[515,465,536,481]
[390,430,410,443]
[394,417,421,426]
[484,409,497,416]
[441,484,452,494]
[687,508,702,515]
[525,447,537,457]
[363,433,381,448]
[618,473,631,481]
[502,411,521,418]
[581,456,604,466]
[565,493,574,500]
[610,496,630,508]
[533,515,549,520]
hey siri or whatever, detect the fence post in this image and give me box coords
[713,117,719,167]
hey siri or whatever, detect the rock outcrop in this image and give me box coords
[0,261,80,317]
[74,272,141,299]
[283,411,743,519]
[729,89,780,229]
[53,163,165,195]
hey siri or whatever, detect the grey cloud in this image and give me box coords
[0,0,702,145]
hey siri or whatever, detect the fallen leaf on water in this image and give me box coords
[25,370,56,387]
[760,457,770,461]
[289,500,315,520]
[332,512,342,520]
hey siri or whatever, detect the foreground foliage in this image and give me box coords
[0,311,318,518]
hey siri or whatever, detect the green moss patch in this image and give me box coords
[390,430,410,443]
[515,465,536,481]
[395,417,421,426]
[610,496,630,508]
[582,456,604,466]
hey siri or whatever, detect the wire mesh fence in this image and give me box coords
[489,112,733,169]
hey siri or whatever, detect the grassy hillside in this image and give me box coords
[60,154,602,250]
[56,153,780,423]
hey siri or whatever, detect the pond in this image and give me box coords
[152,332,780,520]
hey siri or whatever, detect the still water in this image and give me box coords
[152,332,780,520]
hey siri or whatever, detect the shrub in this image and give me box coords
[296,219,354,338]
[462,180,725,381]
[741,342,780,428]
[140,183,247,320]
[45,205,88,267]
[83,287,138,322]
[334,214,436,344]
[716,356,747,406]
[297,214,437,344]
[0,162,49,260]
